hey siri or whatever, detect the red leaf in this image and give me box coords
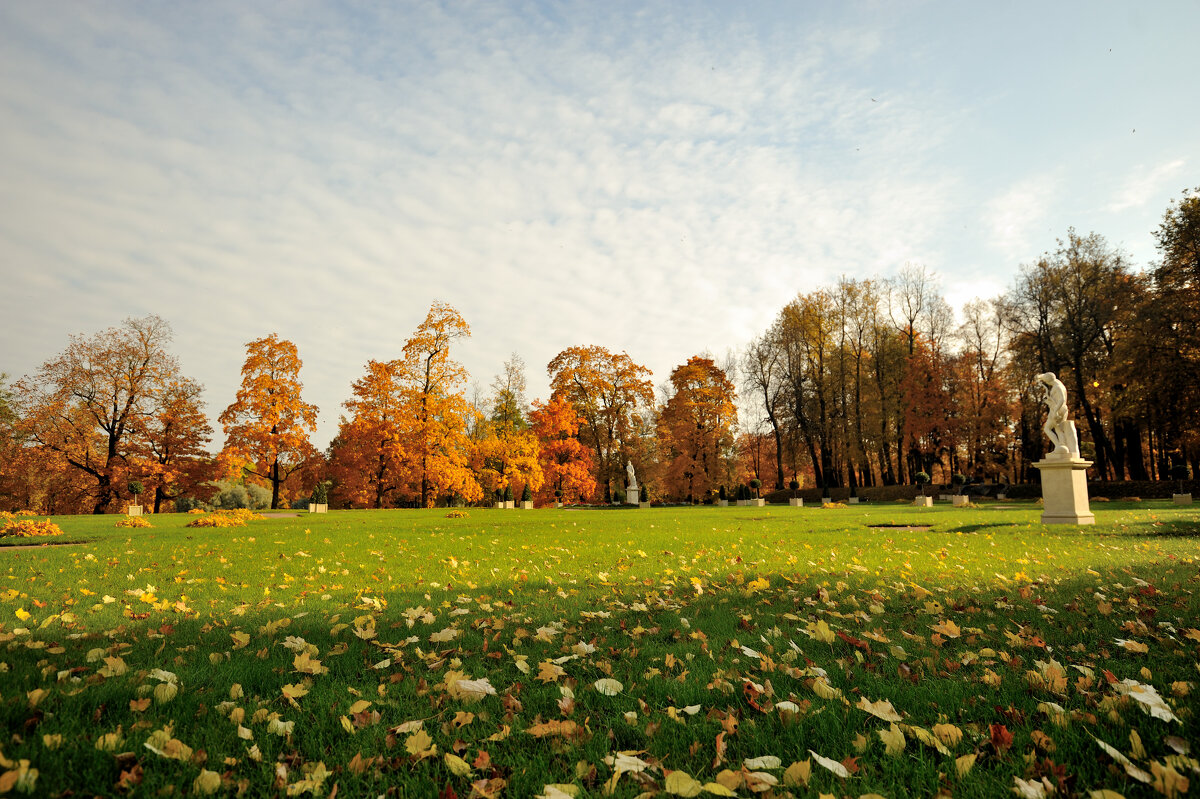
[990,723,1014,754]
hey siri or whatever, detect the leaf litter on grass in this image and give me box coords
[0,505,1197,796]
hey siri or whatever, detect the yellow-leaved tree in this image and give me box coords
[473,354,543,502]
[218,334,318,509]
[396,302,481,507]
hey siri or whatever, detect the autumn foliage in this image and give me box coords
[657,357,737,501]
[219,334,319,509]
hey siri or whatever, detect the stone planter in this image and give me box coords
[309,503,317,513]
[1174,493,1193,505]
[788,498,803,507]
[520,501,533,509]
[996,493,1007,500]
[127,505,143,516]
[555,502,564,508]
[939,493,953,501]
[821,497,832,506]
[751,498,765,507]
[951,495,969,507]
[913,496,933,507]
[718,500,729,507]
[848,497,859,504]
[312,503,328,514]
[638,501,651,509]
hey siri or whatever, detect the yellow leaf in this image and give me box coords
[14,608,30,621]
[1087,792,1126,799]
[955,753,977,777]
[444,753,473,777]
[857,697,903,722]
[879,724,906,757]
[806,619,836,644]
[192,769,222,795]
[405,729,435,757]
[932,723,963,749]
[347,700,372,715]
[538,661,566,683]
[340,716,354,734]
[293,651,328,675]
[26,689,48,709]
[701,783,737,796]
[783,760,812,787]
[41,734,63,751]
[153,682,178,704]
[665,770,703,797]
[230,631,250,649]
[1150,761,1189,798]
[931,619,961,638]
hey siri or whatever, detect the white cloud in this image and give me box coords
[1105,159,1186,213]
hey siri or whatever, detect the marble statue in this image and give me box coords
[626,459,638,490]
[1035,372,1080,460]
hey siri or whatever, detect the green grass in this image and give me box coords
[1,501,1198,797]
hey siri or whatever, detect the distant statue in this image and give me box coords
[1035,372,1080,460]
[626,460,638,490]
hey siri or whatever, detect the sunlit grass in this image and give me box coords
[1,502,1197,796]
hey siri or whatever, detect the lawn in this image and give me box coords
[1,502,1197,797]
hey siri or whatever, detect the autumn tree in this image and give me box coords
[14,315,188,514]
[133,376,214,512]
[474,355,542,501]
[328,360,408,508]
[395,301,481,507]
[219,334,319,509]
[741,332,787,489]
[657,356,737,501]
[547,346,654,498]
[528,395,595,504]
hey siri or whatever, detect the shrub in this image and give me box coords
[750,478,762,498]
[951,473,966,487]
[115,516,152,528]
[503,485,514,502]
[1,519,65,538]
[822,501,848,509]
[173,496,205,513]
[521,484,533,502]
[915,471,931,496]
[718,485,727,501]
[128,480,144,498]
[554,489,563,499]
[613,488,626,504]
[310,482,329,505]
[445,510,470,519]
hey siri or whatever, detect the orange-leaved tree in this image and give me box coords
[328,359,408,508]
[657,356,738,501]
[218,334,319,509]
[14,315,187,514]
[131,376,214,513]
[396,302,481,507]
[528,395,594,504]
[547,345,653,499]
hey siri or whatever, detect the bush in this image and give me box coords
[521,484,533,502]
[750,478,762,498]
[173,496,204,513]
[115,516,152,528]
[503,485,514,502]
[951,473,966,487]
[613,489,626,504]
[789,480,800,492]
[445,510,469,518]
[309,482,329,505]
[128,480,144,498]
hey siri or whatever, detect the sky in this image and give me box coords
[1,1,1196,450]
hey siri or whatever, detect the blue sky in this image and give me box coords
[1,1,1195,449]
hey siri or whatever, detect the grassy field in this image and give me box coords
[1,501,1197,797]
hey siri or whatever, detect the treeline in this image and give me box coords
[0,189,1196,512]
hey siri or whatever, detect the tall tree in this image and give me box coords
[547,346,654,498]
[396,301,481,507]
[328,360,407,508]
[528,395,595,504]
[219,334,319,509]
[14,315,182,514]
[475,355,543,500]
[657,356,738,501]
[741,331,787,489]
[134,376,214,513]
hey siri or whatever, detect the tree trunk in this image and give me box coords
[271,458,281,509]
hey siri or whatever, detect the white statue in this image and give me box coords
[626,460,638,490]
[1035,372,1080,460]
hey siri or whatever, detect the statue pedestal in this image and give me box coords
[627,488,639,505]
[1033,457,1094,525]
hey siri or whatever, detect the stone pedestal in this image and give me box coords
[127,505,143,516]
[821,497,832,506]
[1174,493,1193,505]
[848,497,859,504]
[638,501,650,509]
[951,495,969,507]
[789,498,803,507]
[1033,457,1094,525]
[751,498,765,507]
[996,493,1007,500]
[627,488,639,506]
[718,500,729,507]
[913,496,932,507]
[520,501,533,509]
